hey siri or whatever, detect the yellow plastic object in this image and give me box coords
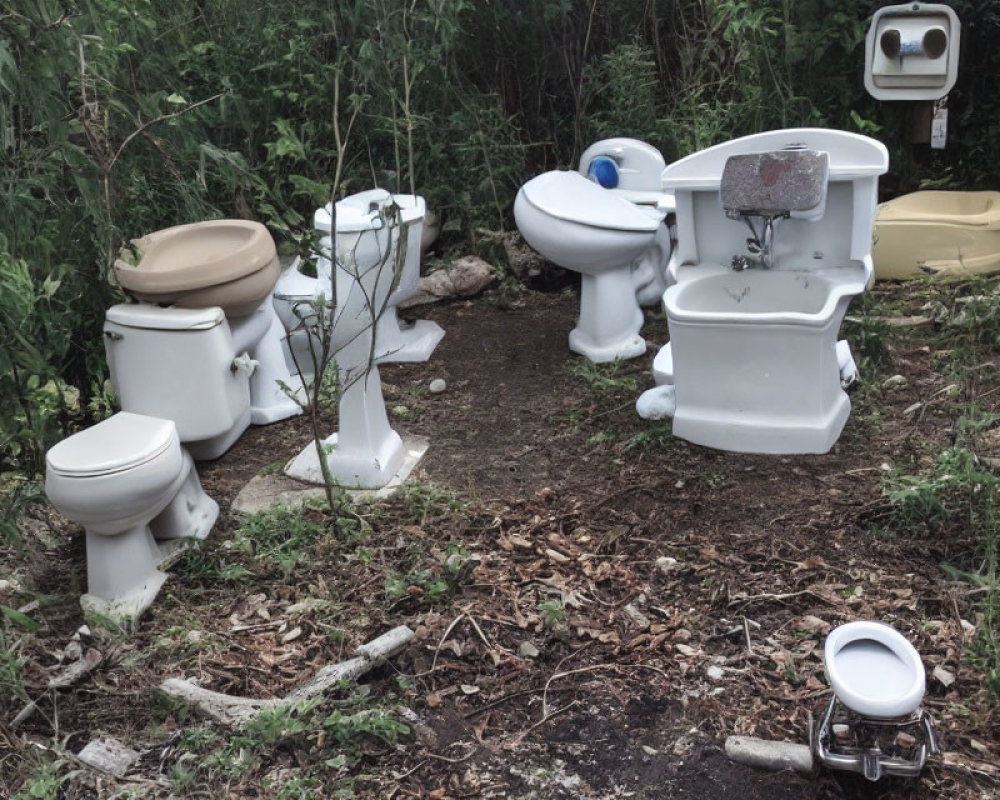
[873,191,1000,280]
[114,219,279,317]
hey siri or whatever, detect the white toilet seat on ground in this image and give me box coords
[824,621,926,719]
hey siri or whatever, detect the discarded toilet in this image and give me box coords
[283,196,425,489]
[110,219,304,459]
[815,621,938,780]
[874,190,1000,279]
[273,190,444,379]
[44,218,308,622]
[514,138,675,362]
[636,128,888,454]
[45,412,217,625]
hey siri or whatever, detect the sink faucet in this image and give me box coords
[730,212,784,270]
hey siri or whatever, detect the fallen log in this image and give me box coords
[159,625,414,728]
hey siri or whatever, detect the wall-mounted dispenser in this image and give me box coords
[864,3,960,101]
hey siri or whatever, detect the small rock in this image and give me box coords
[77,738,139,777]
[460,684,480,695]
[903,402,923,416]
[895,731,918,748]
[675,643,697,657]
[656,557,679,573]
[186,630,205,644]
[641,745,659,756]
[882,374,907,390]
[429,378,447,394]
[933,665,956,688]
[623,604,652,630]
[518,641,540,659]
[281,626,303,644]
[706,665,724,680]
[0,578,22,595]
[674,628,692,643]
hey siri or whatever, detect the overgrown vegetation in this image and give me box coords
[871,279,1000,699]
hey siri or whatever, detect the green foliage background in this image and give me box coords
[2,0,1000,471]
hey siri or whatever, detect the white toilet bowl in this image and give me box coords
[274,190,444,378]
[45,412,217,624]
[113,220,303,436]
[577,137,676,306]
[824,621,926,719]
[514,170,668,362]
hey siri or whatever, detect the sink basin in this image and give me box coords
[114,219,279,317]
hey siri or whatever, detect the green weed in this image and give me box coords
[565,360,639,396]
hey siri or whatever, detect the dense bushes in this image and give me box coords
[3,0,1000,472]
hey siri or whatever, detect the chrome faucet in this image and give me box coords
[730,212,784,270]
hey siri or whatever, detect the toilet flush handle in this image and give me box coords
[231,353,259,377]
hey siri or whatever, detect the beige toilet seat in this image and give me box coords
[114,220,279,317]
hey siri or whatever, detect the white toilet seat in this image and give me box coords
[46,412,218,625]
[47,411,177,477]
[46,412,185,530]
[824,621,926,719]
[519,170,663,233]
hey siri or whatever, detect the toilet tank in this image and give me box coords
[103,304,250,442]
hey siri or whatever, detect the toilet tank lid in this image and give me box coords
[105,303,225,331]
[315,188,395,233]
[46,412,178,476]
[521,171,663,233]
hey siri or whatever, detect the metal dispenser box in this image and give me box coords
[864,3,960,100]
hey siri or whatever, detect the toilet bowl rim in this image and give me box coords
[116,220,276,294]
[518,171,667,233]
[824,621,925,716]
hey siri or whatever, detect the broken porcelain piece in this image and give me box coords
[639,128,887,454]
[873,190,1000,280]
[814,621,938,781]
[45,413,217,626]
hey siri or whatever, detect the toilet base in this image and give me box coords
[186,407,252,461]
[81,566,168,629]
[249,311,306,425]
[571,269,648,363]
[375,316,445,364]
[671,390,850,455]
[79,451,218,627]
[284,430,407,490]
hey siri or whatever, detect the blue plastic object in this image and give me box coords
[587,156,619,189]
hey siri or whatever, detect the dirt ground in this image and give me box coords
[6,285,1000,798]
